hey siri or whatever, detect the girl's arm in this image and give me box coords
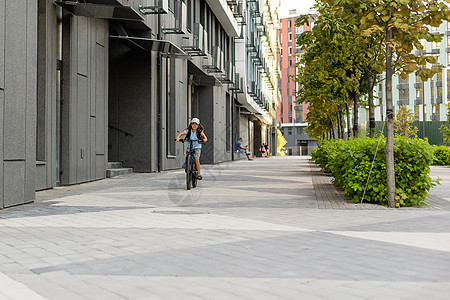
[201,131,208,142]
[176,131,186,141]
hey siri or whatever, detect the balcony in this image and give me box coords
[161,0,187,34]
[138,0,169,14]
[217,61,236,84]
[229,73,244,93]
[203,46,224,73]
[55,0,145,22]
[181,23,207,56]
[205,0,239,37]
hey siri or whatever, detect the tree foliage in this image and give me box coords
[276,128,287,156]
[322,0,450,207]
[394,105,418,137]
[294,3,363,140]
[439,103,450,145]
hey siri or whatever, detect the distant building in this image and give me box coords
[373,21,449,143]
[277,9,317,155]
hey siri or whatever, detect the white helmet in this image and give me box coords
[191,117,200,124]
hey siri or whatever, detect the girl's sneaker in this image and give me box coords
[182,162,186,169]
[197,174,203,180]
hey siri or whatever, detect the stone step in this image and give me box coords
[108,162,123,169]
[106,168,133,178]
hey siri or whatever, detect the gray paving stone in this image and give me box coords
[0,157,449,299]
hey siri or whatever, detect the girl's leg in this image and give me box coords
[194,158,201,175]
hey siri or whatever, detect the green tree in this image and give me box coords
[325,0,450,207]
[394,105,418,137]
[439,103,450,145]
[295,3,363,140]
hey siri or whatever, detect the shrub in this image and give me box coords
[312,137,437,207]
[432,145,450,166]
[311,139,345,173]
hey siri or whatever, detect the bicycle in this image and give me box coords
[177,139,203,190]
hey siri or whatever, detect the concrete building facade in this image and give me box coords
[0,1,38,208]
[234,0,280,157]
[1,0,279,209]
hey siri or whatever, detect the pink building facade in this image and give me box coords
[277,10,316,155]
[277,11,311,124]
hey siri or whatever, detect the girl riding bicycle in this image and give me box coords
[176,118,208,180]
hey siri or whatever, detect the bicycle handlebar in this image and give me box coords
[175,139,207,144]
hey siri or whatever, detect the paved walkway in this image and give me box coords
[0,156,449,299]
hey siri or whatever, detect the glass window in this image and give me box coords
[186,0,192,31]
[437,71,443,82]
[433,54,440,64]
[168,0,175,12]
[416,88,423,98]
[399,89,409,101]
[416,73,423,83]
[437,86,443,99]
[432,41,440,50]
[431,80,434,99]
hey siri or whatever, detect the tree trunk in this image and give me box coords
[336,112,342,139]
[339,110,345,139]
[346,97,351,139]
[353,92,359,138]
[368,72,376,138]
[329,118,335,139]
[385,28,396,208]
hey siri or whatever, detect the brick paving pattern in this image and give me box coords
[0,156,449,299]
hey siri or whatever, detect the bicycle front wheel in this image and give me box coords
[192,169,197,188]
[186,155,192,190]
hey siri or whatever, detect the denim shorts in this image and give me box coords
[188,148,201,159]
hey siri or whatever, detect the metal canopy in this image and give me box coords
[187,61,217,86]
[110,35,188,57]
[55,1,144,21]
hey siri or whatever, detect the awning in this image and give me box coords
[110,35,188,57]
[187,61,217,86]
[55,1,144,22]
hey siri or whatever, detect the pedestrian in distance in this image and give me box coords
[264,143,269,157]
[176,118,207,180]
[259,144,266,157]
[236,137,253,160]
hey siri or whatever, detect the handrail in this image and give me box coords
[109,125,135,137]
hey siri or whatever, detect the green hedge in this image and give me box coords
[311,137,437,207]
[432,145,450,166]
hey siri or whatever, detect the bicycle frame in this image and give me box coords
[178,139,201,190]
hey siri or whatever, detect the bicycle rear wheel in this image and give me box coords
[192,166,197,188]
[186,156,192,190]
